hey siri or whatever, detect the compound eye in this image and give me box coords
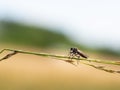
[70,48,73,51]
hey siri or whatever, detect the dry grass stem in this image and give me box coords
[0,48,120,73]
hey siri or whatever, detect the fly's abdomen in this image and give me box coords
[77,51,88,59]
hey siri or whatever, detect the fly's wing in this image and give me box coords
[77,50,88,58]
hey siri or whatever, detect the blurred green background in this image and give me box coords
[0,20,120,57]
[0,21,74,48]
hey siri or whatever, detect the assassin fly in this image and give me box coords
[69,48,88,64]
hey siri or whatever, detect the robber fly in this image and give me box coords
[69,48,88,63]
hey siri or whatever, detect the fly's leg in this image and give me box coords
[70,53,74,60]
[69,52,75,61]
[76,54,80,65]
[77,56,80,64]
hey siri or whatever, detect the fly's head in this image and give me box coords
[70,48,78,54]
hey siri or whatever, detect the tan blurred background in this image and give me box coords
[0,0,120,90]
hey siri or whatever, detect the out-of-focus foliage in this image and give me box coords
[0,21,78,48]
[96,48,120,56]
[0,20,120,56]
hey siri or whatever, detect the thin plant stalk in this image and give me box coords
[0,48,120,66]
[0,48,120,73]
